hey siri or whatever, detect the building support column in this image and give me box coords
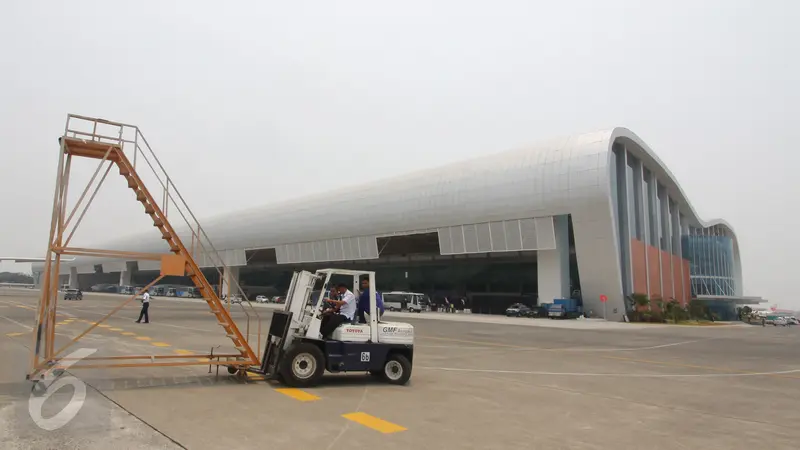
[119,261,136,286]
[68,266,79,289]
[537,215,570,304]
[221,266,241,299]
[614,144,631,296]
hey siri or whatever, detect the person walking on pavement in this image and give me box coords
[136,289,151,324]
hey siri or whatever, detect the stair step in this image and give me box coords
[135,191,147,202]
[119,167,131,176]
[153,218,164,227]
[144,205,155,214]
[127,178,138,188]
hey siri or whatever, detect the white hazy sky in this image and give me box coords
[1,0,798,308]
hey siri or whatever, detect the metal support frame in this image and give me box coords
[28,114,264,381]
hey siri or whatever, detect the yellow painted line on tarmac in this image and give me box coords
[341,412,406,434]
[109,328,124,331]
[197,359,209,362]
[97,324,111,328]
[6,332,26,337]
[121,332,136,336]
[247,372,267,381]
[275,388,320,402]
[150,342,171,347]
[135,336,152,341]
[174,349,194,355]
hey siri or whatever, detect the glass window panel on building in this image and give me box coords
[681,232,736,297]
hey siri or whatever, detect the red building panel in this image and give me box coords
[630,238,648,295]
[682,260,692,304]
[660,250,674,301]
[671,255,685,306]
[647,245,662,299]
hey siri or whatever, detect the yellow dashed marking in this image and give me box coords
[342,412,407,433]
[247,373,267,381]
[97,324,111,328]
[150,342,171,347]
[109,328,124,331]
[197,358,209,363]
[135,336,152,341]
[121,332,136,336]
[174,349,194,355]
[275,388,321,402]
[6,332,26,337]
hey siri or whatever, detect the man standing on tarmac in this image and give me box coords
[320,284,356,338]
[135,289,151,324]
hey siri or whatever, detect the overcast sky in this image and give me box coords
[1,0,798,308]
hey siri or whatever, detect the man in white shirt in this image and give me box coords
[320,284,356,338]
[135,289,151,324]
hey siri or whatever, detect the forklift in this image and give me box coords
[244,269,414,388]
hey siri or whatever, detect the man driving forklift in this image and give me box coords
[319,283,357,338]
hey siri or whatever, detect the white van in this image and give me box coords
[383,291,427,313]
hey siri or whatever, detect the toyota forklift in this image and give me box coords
[248,269,414,387]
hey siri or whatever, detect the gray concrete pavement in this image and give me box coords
[1,289,799,449]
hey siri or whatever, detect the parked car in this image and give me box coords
[505,303,532,317]
[272,296,285,304]
[64,289,83,301]
[228,295,243,304]
[773,317,788,326]
[785,317,799,325]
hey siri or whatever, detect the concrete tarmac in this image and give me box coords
[1,289,798,449]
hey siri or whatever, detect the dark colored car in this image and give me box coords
[505,303,532,317]
[64,289,83,300]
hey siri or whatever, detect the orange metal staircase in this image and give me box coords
[60,136,260,365]
[28,115,266,380]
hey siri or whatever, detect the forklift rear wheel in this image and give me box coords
[227,366,238,375]
[280,343,325,388]
[382,354,412,385]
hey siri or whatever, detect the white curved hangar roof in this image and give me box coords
[52,127,736,268]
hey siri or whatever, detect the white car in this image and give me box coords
[774,317,787,326]
[255,295,268,303]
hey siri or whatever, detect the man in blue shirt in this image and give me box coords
[357,277,385,323]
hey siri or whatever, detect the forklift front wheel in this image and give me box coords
[280,343,325,388]
[382,354,412,385]
[227,366,238,375]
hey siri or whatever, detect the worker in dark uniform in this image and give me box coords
[135,289,151,324]
[357,277,385,323]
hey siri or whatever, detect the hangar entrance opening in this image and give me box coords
[82,217,584,315]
